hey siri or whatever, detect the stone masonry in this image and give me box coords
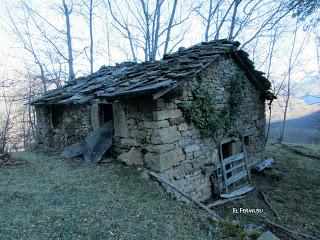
[35,104,92,149]
[113,57,266,201]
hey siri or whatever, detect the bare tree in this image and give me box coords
[193,0,222,42]
[228,0,241,41]
[107,0,190,61]
[6,5,48,92]
[61,0,75,81]
[193,0,292,47]
[4,1,76,89]
[0,90,13,153]
[214,1,235,40]
[278,23,310,142]
[78,0,104,73]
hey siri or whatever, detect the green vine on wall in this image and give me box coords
[179,72,246,137]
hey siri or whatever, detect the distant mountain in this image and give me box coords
[270,98,319,122]
[296,75,320,105]
[269,97,320,143]
[302,94,320,105]
[269,110,320,144]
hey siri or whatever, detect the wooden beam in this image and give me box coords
[226,170,247,186]
[219,144,229,193]
[241,138,251,182]
[152,81,182,100]
[260,191,281,221]
[220,185,254,199]
[225,162,245,174]
[254,158,273,172]
[206,196,244,208]
[222,153,245,166]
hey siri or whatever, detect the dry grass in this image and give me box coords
[1,145,319,239]
[213,144,320,239]
[0,152,217,240]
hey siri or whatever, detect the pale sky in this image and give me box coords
[0,0,319,93]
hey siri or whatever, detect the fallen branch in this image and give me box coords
[280,143,320,160]
[148,171,222,221]
[206,196,244,208]
[260,191,281,221]
[266,220,319,240]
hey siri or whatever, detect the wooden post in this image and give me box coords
[241,137,251,183]
[219,143,229,193]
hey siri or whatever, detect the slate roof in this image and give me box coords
[31,39,272,105]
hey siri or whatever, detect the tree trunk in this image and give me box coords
[163,0,178,54]
[279,25,299,143]
[214,1,234,40]
[228,0,241,41]
[62,0,75,81]
[89,0,94,74]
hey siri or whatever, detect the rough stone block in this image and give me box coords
[178,138,193,147]
[118,147,144,166]
[153,109,183,121]
[156,101,175,110]
[151,126,181,144]
[120,138,139,147]
[183,144,200,153]
[129,129,147,139]
[169,117,185,125]
[144,148,185,172]
[144,143,175,153]
[185,152,194,160]
[174,163,193,180]
[154,120,170,129]
[257,231,279,240]
[90,104,100,131]
[178,123,188,131]
[193,150,202,158]
[113,102,129,137]
[192,159,202,170]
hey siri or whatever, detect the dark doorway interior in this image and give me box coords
[51,106,63,128]
[99,104,113,126]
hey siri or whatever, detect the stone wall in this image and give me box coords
[35,104,92,149]
[155,57,265,200]
[114,56,266,201]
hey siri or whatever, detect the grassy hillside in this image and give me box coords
[1,145,319,239]
[0,153,216,239]
[214,144,320,239]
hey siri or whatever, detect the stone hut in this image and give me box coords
[31,40,274,201]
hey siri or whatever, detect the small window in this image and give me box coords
[222,141,233,159]
[99,104,113,125]
[51,106,63,128]
[221,140,241,178]
[244,136,250,146]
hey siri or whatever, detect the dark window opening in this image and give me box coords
[244,136,250,146]
[99,104,113,125]
[51,106,63,128]
[222,142,233,159]
[226,163,232,178]
[222,140,241,179]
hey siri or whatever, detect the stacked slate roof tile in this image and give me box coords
[31,39,272,105]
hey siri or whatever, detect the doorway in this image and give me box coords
[99,104,113,126]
